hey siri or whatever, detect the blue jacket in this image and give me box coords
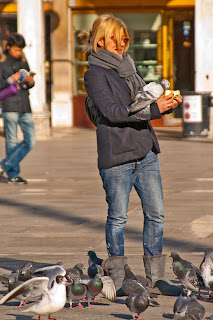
[84,65,162,170]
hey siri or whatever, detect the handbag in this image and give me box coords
[85,96,101,126]
[0,84,18,101]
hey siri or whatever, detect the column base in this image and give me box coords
[33,110,51,138]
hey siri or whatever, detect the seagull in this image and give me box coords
[171,252,204,296]
[127,79,170,114]
[173,294,205,320]
[0,265,70,319]
[200,249,213,298]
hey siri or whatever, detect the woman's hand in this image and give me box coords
[11,72,21,82]
[156,93,182,114]
[23,75,34,83]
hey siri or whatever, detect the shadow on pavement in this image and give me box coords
[0,197,210,256]
[111,314,132,320]
[0,257,56,273]
[8,315,34,320]
[0,175,8,183]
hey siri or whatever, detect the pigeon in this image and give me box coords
[0,264,34,308]
[88,250,104,267]
[66,263,85,281]
[127,79,170,114]
[79,274,103,308]
[173,292,192,317]
[88,262,104,278]
[0,272,28,307]
[0,265,70,319]
[18,262,33,282]
[122,264,158,304]
[200,249,213,298]
[66,276,87,309]
[173,294,205,320]
[80,263,116,305]
[125,287,159,320]
[171,252,204,296]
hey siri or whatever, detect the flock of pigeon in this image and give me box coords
[0,249,212,320]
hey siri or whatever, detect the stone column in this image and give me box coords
[17,0,50,137]
[51,0,73,127]
[195,0,213,137]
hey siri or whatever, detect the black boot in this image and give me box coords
[102,256,127,296]
[143,254,183,296]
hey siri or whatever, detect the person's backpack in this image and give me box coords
[85,96,101,127]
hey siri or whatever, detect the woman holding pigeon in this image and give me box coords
[80,14,182,296]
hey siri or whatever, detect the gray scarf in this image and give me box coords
[88,49,146,98]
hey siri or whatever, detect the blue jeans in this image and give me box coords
[99,150,164,258]
[1,112,35,179]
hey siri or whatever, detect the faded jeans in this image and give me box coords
[1,112,35,179]
[99,150,164,258]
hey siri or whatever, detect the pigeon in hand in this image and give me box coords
[66,276,87,309]
[173,294,205,320]
[171,252,204,296]
[0,265,70,319]
[88,250,104,267]
[127,79,170,114]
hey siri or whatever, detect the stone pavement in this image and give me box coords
[0,126,212,319]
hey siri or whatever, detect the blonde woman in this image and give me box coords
[80,14,182,296]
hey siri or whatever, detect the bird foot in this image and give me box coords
[93,297,100,302]
[48,317,56,320]
[69,306,74,310]
[78,302,84,308]
[16,303,23,308]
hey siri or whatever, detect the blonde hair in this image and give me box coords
[78,14,129,54]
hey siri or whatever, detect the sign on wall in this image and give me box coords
[183,95,202,123]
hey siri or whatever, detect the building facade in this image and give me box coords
[0,0,195,133]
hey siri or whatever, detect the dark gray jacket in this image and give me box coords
[0,51,34,113]
[84,65,162,170]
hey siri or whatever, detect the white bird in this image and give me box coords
[0,265,70,320]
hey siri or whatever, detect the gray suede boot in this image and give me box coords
[102,256,127,296]
[143,254,183,296]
